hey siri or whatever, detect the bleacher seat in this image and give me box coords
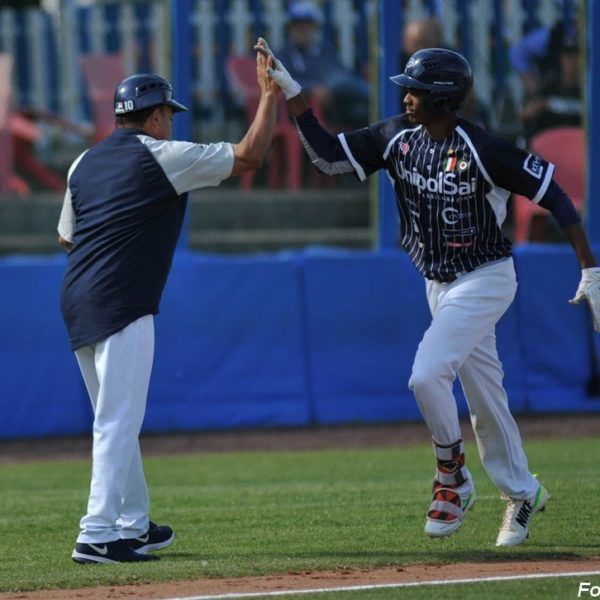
[513,126,584,243]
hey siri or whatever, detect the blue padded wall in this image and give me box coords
[0,245,598,439]
[0,256,92,437]
[302,249,429,424]
[513,245,600,412]
[148,252,310,431]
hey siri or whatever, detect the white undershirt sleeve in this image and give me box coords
[57,150,88,242]
[137,136,235,195]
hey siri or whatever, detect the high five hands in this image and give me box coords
[254,37,302,100]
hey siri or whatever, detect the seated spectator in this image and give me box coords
[275,1,369,129]
[400,15,445,68]
[510,20,578,98]
[518,30,581,140]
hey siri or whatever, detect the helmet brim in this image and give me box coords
[167,99,188,113]
[389,73,433,89]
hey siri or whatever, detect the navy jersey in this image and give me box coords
[339,115,555,281]
[58,127,233,350]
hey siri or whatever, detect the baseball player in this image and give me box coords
[259,40,600,546]
[58,48,279,563]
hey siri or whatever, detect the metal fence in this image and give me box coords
[0,0,579,139]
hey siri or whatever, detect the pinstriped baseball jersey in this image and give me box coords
[339,115,555,282]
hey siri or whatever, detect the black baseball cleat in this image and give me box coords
[124,521,175,554]
[72,539,159,564]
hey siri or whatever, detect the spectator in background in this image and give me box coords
[400,15,490,131]
[275,1,369,129]
[401,15,445,67]
[518,29,581,141]
[510,20,578,98]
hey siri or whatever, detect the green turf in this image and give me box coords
[252,575,600,599]
[0,436,598,594]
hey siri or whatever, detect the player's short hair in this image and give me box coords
[115,105,162,127]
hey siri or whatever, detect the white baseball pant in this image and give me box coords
[409,258,539,499]
[74,314,154,544]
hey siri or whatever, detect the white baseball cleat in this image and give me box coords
[424,482,476,538]
[496,484,550,547]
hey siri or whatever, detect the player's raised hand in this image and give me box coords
[254,37,302,100]
[570,267,600,332]
[254,39,278,96]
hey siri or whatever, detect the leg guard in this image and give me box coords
[425,439,476,538]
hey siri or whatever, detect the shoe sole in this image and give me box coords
[496,487,551,547]
[71,550,159,564]
[131,532,175,555]
[71,551,122,565]
[425,493,476,538]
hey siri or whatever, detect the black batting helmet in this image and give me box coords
[391,48,473,114]
[114,73,188,115]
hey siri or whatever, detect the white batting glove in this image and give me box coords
[569,267,600,332]
[254,37,302,100]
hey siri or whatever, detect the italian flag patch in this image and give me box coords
[444,156,457,172]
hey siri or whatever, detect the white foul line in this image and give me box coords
[161,569,600,600]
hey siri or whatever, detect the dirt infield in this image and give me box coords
[2,560,600,600]
[2,412,599,463]
[1,413,599,599]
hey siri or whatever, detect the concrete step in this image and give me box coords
[0,229,373,255]
[189,189,369,231]
[0,188,372,254]
[0,233,59,254]
[189,227,371,254]
[0,195,62,236]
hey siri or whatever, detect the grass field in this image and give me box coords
[1,436,599,597]
[244,576,599,599]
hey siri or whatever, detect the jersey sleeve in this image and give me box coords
[57,188,75,242]
[479,136,555,203]
[57,150,88,242]
[339,116,406,181]
[138,136,235,195]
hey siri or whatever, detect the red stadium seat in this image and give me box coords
[0,54,31,196]
[80,54,125,143]
[513,126,584,243]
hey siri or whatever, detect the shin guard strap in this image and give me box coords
[433,438,466,487]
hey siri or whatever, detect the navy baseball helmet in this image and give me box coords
[114,74,188,115]
[391,48,473,114]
